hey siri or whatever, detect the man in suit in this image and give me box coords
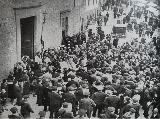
[91,86,106,118]
[35,79,43,106]
[62,86,77,116]
[20,95,34,118]
[48,86,62,118]
[79,91,96,118]
[14,80,22,106]
[42,82,51,111]
[104,92,120,114]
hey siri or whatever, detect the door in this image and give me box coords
[62,17,68,37]
[20,16,35,59]
[81,18,84,32]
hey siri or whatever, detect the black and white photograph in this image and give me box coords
[0,0,160,118]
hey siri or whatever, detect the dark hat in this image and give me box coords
[63,102,68,108]
[23,95,29,99]
[51,86,57,91]
[43,82,49,87]
[10,107,18,113]
[38,111,46,117]
[69,74,75,79]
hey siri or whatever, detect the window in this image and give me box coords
[93,0,94,4]
[88,0,90,6]
[96,0,97,4]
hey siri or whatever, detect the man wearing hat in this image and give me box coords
[20,95,34,118]
[48,86,62,118]
[42,81,51,111]
[8,107,21,119]
[66,74,79,89]
[14,80,22,106]
[91,85,106,118]
[131,98,141,119]
[79,91,95,118]
[35,79,43,106]
[63,86,77,117]
[58,102,74,118]
[104,91,120,114]
[37,111,46,119]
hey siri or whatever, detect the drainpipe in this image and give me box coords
[14,9,18,63]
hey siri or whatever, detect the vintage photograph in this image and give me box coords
[0,0,160,118]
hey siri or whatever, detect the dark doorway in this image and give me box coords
[81,18,84,32]
[20,16,35,59]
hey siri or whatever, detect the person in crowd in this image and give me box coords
[14,80,22,106]
[0,89,8,111]
[37,111,46,119]
[91,85,106,118]
[79,91,96,118]
[35,79,43,106]
[20,95,34,118]
[42,82,51,111]
[1,3,160,119]
[8,107,21,119]
[48,86,62,118]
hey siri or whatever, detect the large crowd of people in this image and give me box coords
[0,0,160,119]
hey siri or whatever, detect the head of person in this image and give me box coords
[38,111,46,118]
[10,107,18,114]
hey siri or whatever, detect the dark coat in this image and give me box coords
[104,95,120,108]
[91,91,106,105]
[20,101,34,118]
[8,83,16,99]
[75,88,83,101]
[14,85,22,104]
[48,91,62,111]
[79,97,96,118]
[23,82,30,95]
[42,87,51,106]
[35,83,43,106]
[63,92,76,105]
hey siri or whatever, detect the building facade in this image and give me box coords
[0,0,101,80]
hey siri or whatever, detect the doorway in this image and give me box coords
[62,17,68,37]
[20,16,35,59]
